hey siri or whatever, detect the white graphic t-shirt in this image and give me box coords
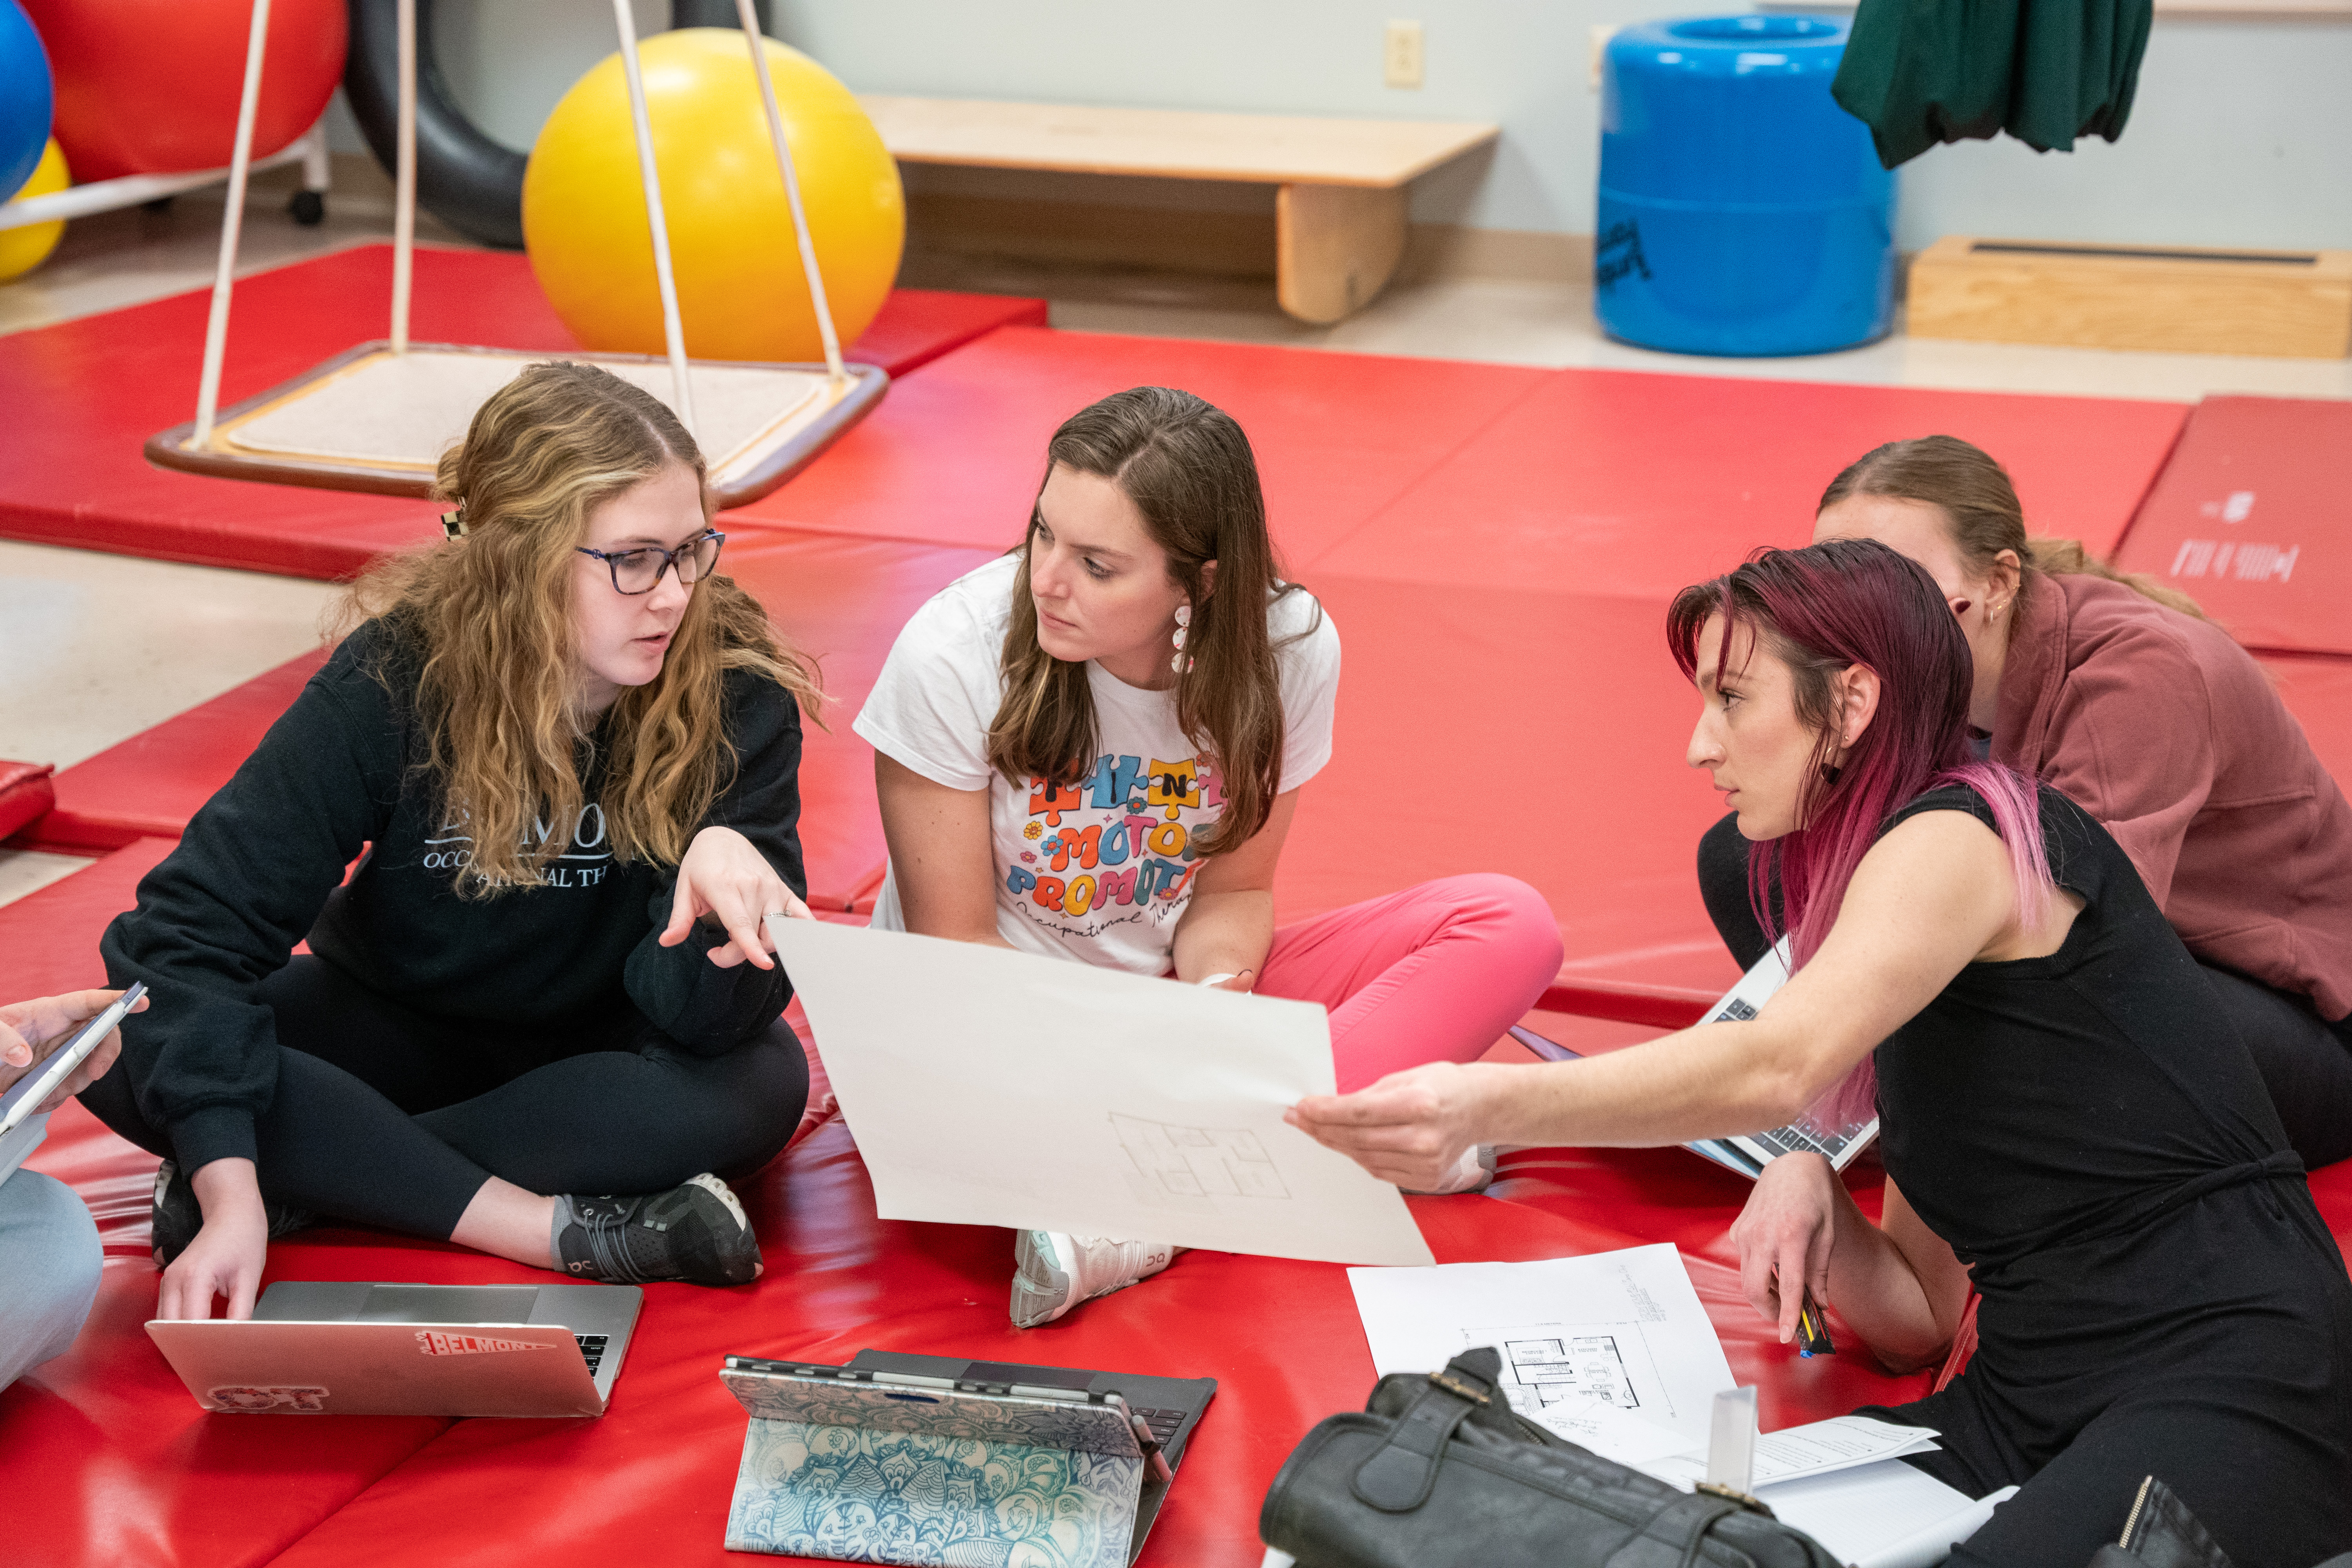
[855,553,1341,974]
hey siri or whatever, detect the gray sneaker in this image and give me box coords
[553,1173,761,1287]
[1009,1230,1176,1328]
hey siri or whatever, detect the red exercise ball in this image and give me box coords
[23,0,345,182]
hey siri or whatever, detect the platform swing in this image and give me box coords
[145,0,887,510]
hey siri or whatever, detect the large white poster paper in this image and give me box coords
[769,918,1434,1267]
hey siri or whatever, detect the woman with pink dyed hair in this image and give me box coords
[1290,538,2352,1566]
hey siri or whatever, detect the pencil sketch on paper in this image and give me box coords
[1111,1114,1292,1210]
[1462,1323,1662,1418]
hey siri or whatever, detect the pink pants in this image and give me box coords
[1254,874,1564,1094]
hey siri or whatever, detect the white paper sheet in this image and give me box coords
[768,918,1433,1266]
[1347,1245,1735,1452]
[1650,1414,1940,1489]
[1759,1463,2016,1568]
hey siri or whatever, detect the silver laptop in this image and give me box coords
[146,1280,642,1417]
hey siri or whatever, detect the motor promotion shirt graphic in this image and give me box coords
[1005,752,1216,943]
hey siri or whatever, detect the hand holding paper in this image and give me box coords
[768,918,1433,1266]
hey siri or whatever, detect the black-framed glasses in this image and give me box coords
[576,530,725,595]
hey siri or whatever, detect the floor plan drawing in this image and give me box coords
[1460,1321,1666,1421]
[1111,1114,1292,1205]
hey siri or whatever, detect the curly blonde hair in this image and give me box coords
[339,361,822,895]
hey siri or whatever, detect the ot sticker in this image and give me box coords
[415,1330,556,1356]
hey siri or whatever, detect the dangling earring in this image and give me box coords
[1170,604,1193,676]
[1820,762,1843,785]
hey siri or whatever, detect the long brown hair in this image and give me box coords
[986,386,1310,856]
[340,361,822,895]
[1818,434,2209,628]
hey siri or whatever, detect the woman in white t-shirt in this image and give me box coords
[856,386,1563,1327]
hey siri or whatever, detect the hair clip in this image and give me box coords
[441,506,468,540]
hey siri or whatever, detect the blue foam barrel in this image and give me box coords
[1595,15,1893,356]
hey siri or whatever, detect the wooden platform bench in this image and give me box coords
[858,96,1499,325]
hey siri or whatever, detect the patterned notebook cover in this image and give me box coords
[722,1374,1144,1566]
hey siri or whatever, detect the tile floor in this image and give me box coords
[2,181,2345,909]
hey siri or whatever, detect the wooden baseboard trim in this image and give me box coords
[906,192,1595,288]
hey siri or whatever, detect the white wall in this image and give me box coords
[343,0,2352,251]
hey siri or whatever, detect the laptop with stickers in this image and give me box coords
[145,1280,642,1417]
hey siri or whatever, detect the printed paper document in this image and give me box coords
[768,918,1434,1267]
[1348,1244,1734,1452]
[1651,1414,1940,1488]
[1759,1463,2017,1568]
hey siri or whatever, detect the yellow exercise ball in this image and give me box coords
[0,138,70,282]
[523,30,903,364]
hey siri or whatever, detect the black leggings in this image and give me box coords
[1698,812,2352,1169]
[83,955,809,1240]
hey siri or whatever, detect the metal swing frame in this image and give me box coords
[145,0,886,508]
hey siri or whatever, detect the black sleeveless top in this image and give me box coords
[1873,785,2343,1356]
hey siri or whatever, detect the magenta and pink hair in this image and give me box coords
[1667,539,2054,1122]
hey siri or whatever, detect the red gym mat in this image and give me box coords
[22,652,330,853]
[1312,368,2189,598]
[2112,396,2352,655]
[2264,653,2352,789]
[0,760,54,840]
[1278,577,1744,1005]
[0,244,1045,581]
[726,324,1549,564]
[253,1120,1928,1568]
[0,835,174,998]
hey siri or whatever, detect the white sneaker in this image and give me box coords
[1010,1230,1177,1328]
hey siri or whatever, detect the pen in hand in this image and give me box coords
[1794,1293,1835,1358]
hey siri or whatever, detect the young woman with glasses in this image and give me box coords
[93,363,820,1319]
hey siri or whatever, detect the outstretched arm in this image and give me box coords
[1287,808,2025,1183]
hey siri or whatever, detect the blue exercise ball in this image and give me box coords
[0,0,53,202]
[1596,15,1893,356]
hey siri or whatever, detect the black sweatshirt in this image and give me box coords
[99,617,806,1174]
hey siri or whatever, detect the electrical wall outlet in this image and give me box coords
[1384,20,1424,89]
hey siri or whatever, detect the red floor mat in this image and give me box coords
[2112,396,2351,655]
[24,653,330,853]
[1312,369,2188,598]
[252,1119,1926,1568]
[0,245,1044,581]
[2264,653,2352,788]
[0,835,174,998]
[0,1257,454,1568]
[1278,576,1744,1002]
[725,325,1548,564]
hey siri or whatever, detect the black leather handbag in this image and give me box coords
[1258,1348,1843,1568]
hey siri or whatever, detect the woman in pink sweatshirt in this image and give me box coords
[1697,434,2352,1168]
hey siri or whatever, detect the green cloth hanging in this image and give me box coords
[1831,0,2156,169]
